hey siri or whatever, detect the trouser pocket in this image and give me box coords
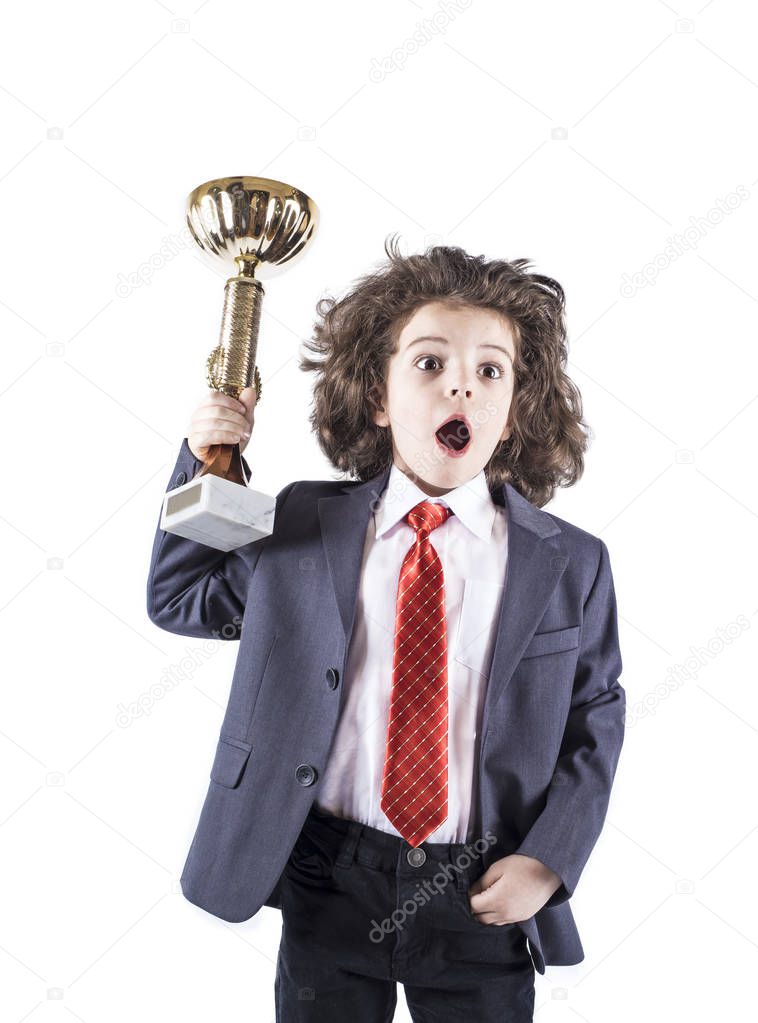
[285,822,339,883]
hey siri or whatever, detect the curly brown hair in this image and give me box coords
[299,234,590,507]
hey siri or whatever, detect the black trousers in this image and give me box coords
[275,803,535,1022]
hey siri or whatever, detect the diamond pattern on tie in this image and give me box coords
[380,499,454,847]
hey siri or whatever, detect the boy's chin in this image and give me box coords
[396,455,485,493]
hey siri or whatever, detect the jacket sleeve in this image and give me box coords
[514,538,626,909]
[146,438,297,640]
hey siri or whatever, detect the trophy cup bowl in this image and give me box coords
[160,176,319,552]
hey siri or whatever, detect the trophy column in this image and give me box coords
[199,262,264,487]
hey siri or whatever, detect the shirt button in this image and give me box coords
[325,667,339,690]
[407,847,426,867]
[174,471,187,486]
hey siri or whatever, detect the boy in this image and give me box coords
[147,239,626,1021]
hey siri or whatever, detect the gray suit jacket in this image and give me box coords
[146,439,626,975]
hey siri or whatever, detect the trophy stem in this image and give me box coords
[198,442,249,485]
[195,271,265,486]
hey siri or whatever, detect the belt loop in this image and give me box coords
[335,820,362,868]
[451,841,474,891]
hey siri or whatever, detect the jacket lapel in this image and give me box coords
[317,464,392,645]
[479,483,567,741]
[317,467,569,742]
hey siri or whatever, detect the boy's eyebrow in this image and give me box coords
[406,335,513,361]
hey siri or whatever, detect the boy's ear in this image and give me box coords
[371,387,389,428]
[373,405,389,428]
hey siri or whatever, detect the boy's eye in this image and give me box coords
[480,364,503,379]
[414,355,504,379]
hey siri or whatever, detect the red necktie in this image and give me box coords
[381,499,454,847]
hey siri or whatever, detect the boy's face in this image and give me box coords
[373,300,516,497]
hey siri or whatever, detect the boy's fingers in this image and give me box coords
[205,389,250,416]
[238,385,257,420]
[206,389,245,408]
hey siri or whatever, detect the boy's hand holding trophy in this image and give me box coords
[160,175,319,552]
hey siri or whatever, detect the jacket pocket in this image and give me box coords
[209,735,253,788]
[521,625,580,660]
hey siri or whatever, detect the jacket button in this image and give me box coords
[174,471,187,486]
[326,667,339,690]
[295,764,318,786]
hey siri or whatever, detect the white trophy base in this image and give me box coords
[160,472,275,552]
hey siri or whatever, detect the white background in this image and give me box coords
[2,0,757,1019]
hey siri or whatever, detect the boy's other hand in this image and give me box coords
[187,385,257,461]
[467,854,562,925]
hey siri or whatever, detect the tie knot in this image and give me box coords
[405,500,453,535]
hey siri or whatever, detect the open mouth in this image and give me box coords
[434,414,472,457]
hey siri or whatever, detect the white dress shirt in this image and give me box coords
[315,461,509,843]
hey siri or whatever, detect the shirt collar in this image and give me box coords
[374,462,498,541]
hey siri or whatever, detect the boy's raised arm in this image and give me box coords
[146,437,296,640]
[515,538,626,909]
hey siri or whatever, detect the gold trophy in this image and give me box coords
[160,176,319,551]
